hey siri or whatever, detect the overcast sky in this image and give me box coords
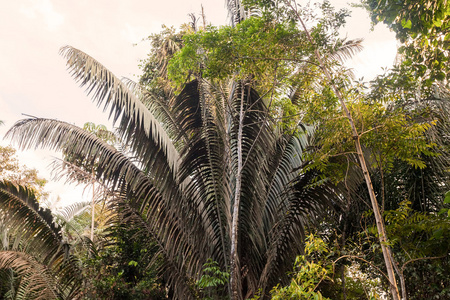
[0,0,397,206]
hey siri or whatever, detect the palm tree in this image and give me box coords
[0,180,82,299]
[3,1,369,297]
[5,41,341,298]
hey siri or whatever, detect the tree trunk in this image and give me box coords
[286,2,401,299]
[229,83,245,300]
[354,137,400,300]
[91,175,95,242]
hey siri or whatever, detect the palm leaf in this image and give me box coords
[226,0,246,27]
[59,46,180,174]
[0,251,59,300]
[6,119,158,199]
[122,77,187,148]
[6,117,210,298]
[0,180,82,299]
[177,79,231,268]
[327,38,364,64]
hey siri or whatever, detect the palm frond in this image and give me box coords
[122,77,187,149]
[260,167,339,294]
[6,117,212,297]
[0,251,59,300]
[59,46,180,173]
[328,38,364,64]
[6,119,159,199]
[226,0,246,27]
[228,81,275,281]
[54,201,92,223]
[0,180,82,299]
[0,180,61,244]
[177,79,231,268]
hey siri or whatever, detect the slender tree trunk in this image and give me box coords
[286,2,401,299]
[91,170,95,242]
[354,137,400,300]
[341,221,348,300]
[391,251,407,300]
[399,272,407,300]
[230,84,245,300]
[380,163,386,213]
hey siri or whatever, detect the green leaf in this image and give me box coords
[444,191,450,204]
[438,208,448,215]
[401,19,412,29]
[128,260,138,267]
[432,228,444,239]
[433,18,444,27]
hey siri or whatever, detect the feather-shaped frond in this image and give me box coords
[226,0,246,27]
[0,251,59,300]
[0,180,61,242]
[261,133,309,238]
[231,83,273,239]
[259,168,339,294]
[177,79,231,268]
[59,46,180,173]
[122,77,187,149]
[0,181,82,299]
[6,118,210,298]
[327,38,364,64]
[6,119,160,200]
[54,201,92,223]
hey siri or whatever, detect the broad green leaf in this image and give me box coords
[444,191,450,204]
[401,19,412,29]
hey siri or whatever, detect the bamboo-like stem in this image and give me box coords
[284,1,401,299]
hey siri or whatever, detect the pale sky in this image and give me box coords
[0,0,396,207]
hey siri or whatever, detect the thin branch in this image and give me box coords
[401,255,447,272]
[359,125,384,137]
[238,55,321,68]
[328,151,358,158]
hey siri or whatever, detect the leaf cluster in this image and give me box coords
[270,235,331,300]
[303,93,436,184]
[168,1,351,92]
[82,225,166,300]
[0,145,48,200]
[195,259,230,300]
[383,200,450,257]
[363,0,450,82]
